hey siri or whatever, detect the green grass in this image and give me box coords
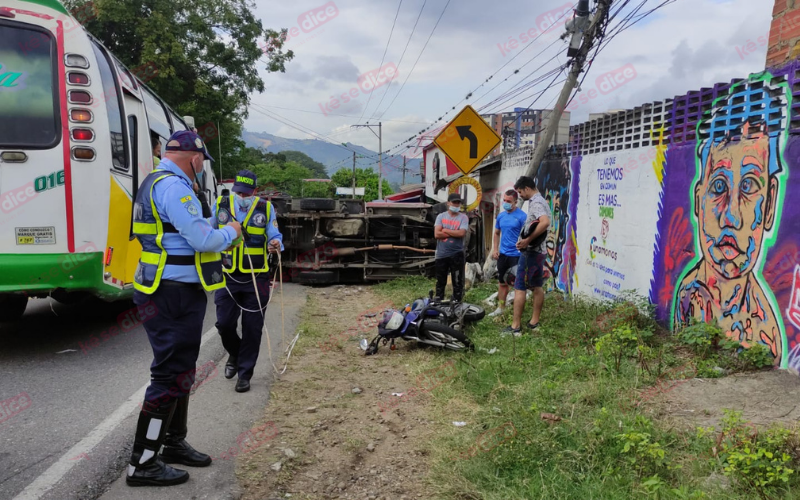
[372,277,800,500]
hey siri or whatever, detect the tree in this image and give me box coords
[66,0,293,177]
[281,151,328,179]
[331,168,394,202]
[249,160,333,198]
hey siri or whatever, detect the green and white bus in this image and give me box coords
[0,0,219,320]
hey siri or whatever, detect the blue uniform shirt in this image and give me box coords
[152,158,237,282]
[211,196,284,251]
[495,208,527,257]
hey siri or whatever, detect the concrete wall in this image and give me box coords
[563,62,800,370]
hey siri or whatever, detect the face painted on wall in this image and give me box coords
[695,130,777,280]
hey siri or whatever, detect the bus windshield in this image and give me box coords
[0,21,59,149]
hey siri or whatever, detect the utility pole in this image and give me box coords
[351,122,383,200]
[401,155,406,185]
[217,121,222,183]
[351,151,357,199]
[524,0,610,178]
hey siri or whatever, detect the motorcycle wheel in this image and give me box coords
[459,303,485,322]
[421,323,473,351]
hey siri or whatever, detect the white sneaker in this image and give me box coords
[488,307,505,317]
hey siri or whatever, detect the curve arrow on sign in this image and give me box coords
[456,125,478,158]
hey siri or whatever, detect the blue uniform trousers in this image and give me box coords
[214,274,271,381]
[133,282,207,408]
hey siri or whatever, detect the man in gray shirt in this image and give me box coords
[434,193,470,301]
[503,176,551,336]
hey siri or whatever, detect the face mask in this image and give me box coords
[503,202,513,211]
[238,196,255,210]
[448,205,460,213]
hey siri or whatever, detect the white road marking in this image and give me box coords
[13,326,219,500]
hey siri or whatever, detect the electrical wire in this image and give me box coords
[368,0,428,121]
[250,104,359,154]
[377,0,679,159]
[374,1,577,151]
[356,0,404,123]
[254,104,433,124]
[374,0,452,120]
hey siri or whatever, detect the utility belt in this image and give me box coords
[159,279,204,291]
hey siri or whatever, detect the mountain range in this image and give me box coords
[242,130,423,187]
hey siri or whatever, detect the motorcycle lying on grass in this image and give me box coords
[362,291,484,355]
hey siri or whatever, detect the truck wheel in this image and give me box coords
[300,198,336,211]
[0,294,28,321]
[296,270,337,285]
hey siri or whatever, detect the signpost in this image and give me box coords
[433,105,502,175]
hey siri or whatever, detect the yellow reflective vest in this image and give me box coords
[215,194,271,274]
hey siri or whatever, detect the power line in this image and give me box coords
[368,0,428,121]
[374,1,577,157]
[478,61,567,113]
[356,0,404,123]
[253,104,433,124]
[250,104,356,154]
[374,0,452,120]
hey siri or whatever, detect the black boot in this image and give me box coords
[160,395,212,467]
[126,401,189,487]
[224,357,237,379]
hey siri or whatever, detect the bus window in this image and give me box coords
[142,89,171,140]
[170,113,187,132]
[0,21,59,148]
[91,43,127,171]
[150,131,162,166]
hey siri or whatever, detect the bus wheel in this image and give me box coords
[0,294,28,321]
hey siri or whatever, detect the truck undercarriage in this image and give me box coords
[270,197,483,284]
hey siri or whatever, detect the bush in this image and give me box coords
[717,410,796,496]
[737,343,774,370]
[678,321,723,358]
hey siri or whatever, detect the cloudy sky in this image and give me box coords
[247,0,772,158]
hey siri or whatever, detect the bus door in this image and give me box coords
[103,78,151,286]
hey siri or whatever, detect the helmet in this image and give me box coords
[378,310,405,336]
[503,265,518,286]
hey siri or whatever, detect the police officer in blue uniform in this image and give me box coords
[213,170,283,393]
[127,130,243,487]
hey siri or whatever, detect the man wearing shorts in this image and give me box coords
[489,190,527,317]
[503,176,550,336]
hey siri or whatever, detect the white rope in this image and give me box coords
[247,251,280,375]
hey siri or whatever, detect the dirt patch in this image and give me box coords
[653,369,800,429]
[236,285,437,500]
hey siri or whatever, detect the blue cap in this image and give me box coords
[233,169,257,195]
[165,130,214,162]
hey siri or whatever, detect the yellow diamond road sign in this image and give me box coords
[433,105,502,175]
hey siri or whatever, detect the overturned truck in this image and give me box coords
[268,196,484,284]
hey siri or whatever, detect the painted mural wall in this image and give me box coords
[536,157,574,294]
[564,65,800,369]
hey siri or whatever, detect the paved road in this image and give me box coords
[0,283,306,500]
